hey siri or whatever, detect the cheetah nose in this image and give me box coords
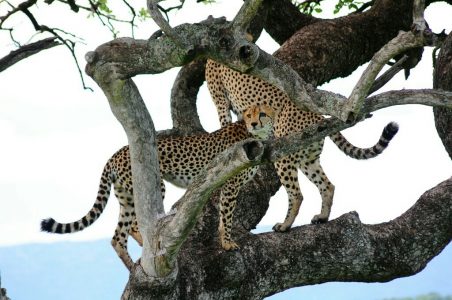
[251,122,258,128]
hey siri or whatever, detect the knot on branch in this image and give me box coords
[85,51,97,64]
[199,15,227,26]
[338,211,362,225]
[239,44,253,61]
[243,140,264,161]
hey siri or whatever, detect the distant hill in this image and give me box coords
[383,294,452,300]
[0,238,450,300]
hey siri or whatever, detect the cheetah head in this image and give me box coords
[242,105,275,140]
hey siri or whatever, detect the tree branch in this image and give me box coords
[87,61,164,277]
[343,29,434,121]
[0,37,59,72]
[167,58,206,136]
[123,176,452,299]
[266,89,452,162]
[85,0,452,287]
[272,0,421,86]
[260,0,320,45]
[228,178,452,298]
[367,55,408,95]
[232,0,264,34]
[147,0,186,47]
[433,31,452,159]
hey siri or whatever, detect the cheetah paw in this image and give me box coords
[272,222,291,232]
[221,240,240,251]
[311,214,328,224]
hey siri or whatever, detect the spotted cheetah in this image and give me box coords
[206,59,399,232]
[41,105,275,270]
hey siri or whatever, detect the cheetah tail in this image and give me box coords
[40,165,112,234]
[330,122,399,160]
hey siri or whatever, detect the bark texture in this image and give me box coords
[168,59,207,136]
[123,179,452,300]
[274,0,416,86]
[81,0,452,298]
[433,32,452,159]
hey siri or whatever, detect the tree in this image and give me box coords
[82,0,452,298]
[2,0,451,299]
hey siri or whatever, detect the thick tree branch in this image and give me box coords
[433,32,452,159]
[84,0,452,294]
[223,178,452,299]
[141,0,449,122]
[266,89,452,162]
[84,24,342,119]
[255,0,320,45]
[232,0,264,34]
[87,61,164,277]
[123,175,451,299]
[272,0,416,86]
[167,59,206,136]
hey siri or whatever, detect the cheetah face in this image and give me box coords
[242,105,275,139]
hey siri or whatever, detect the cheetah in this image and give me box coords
[41,105,275,270]
[205,59,399,232]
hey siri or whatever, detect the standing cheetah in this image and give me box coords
[41,105,275,270]
[206,59,398,232]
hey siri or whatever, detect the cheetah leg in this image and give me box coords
[205,61,232,127]
[111,184,136,270]
[273,157,303,232]
[129,217,143,246]
[219,168,257,250]
[300,158,335,224]
[111,204,135,271]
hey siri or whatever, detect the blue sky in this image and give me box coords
[1,238,451,299]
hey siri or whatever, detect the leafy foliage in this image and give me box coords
[333,0,366,14]
[291,0,370,15]
[294,0,323,14]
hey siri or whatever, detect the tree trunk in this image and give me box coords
[433,32,452,159]
[83,0,452,298]
[122,178,452,300]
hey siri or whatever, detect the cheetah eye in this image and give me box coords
[246,114,252,118]
[259,112,267,118]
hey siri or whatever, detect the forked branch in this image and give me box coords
[86,0,452,281]
[341,0,439,122]
[231,0,264,34]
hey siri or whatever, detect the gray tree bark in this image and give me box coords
[83,0,452,299]
[433,32,452,159]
